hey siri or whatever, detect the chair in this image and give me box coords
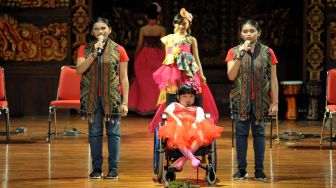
[0,67,10,144]
[231,115,279,148]
[320,68,336,149]
[48,66,81,143]
[153,93,217,186]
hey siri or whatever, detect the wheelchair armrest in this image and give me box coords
[161,113,167,120]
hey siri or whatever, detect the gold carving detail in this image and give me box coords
[0,0,69,8]
[307,6,324,31]
[72,0,90,62]
[307,44,324,69]
[0,14,67,61]
[327,0,336,7]
[330,22,336,61]
[306,0,324,81]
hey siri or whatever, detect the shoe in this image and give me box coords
[106,169,119,179]
[175,157,187,171]
[255,170,266,181]
[232,169,248,180]
[89,169,102,179]
[182,149,200,168]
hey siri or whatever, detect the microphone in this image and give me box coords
[97,35,104,55]
[239,40,251,58]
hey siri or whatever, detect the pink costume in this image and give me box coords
[128,36,165,115]
[148,34,219,132]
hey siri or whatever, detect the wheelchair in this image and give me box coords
[153,93,218,186]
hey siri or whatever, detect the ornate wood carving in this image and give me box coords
[0,14,67,61]
[327,0,336,7]
[330,22,336,61]
[306,0,325,81]
[72,0,90,61]
[0,0,69,8]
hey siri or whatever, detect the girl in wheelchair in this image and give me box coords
[158,84,222,171]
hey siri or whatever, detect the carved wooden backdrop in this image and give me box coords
[0,0,83,116]
[0,0,334,117]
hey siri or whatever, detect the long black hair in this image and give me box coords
[146,3,160,19]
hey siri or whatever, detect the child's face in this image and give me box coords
[178,93,195,107]
[240,23,260,43]
[174,18,189,34]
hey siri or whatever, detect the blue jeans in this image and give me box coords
[234,108,265,171]
[89,97,120,171]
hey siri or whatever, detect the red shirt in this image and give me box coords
[77,44,129,62]
[225,47,278,100]
[77,43,129,95]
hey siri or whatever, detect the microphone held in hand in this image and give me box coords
[97,35,104,55]
[239,40,251,58]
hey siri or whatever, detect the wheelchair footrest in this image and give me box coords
[167,166,179,173]
[199,163,213,171]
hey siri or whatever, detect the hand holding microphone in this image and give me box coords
[97,35,104,55]
[238,40,251,59]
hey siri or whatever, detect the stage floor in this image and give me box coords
[0,113,335,188]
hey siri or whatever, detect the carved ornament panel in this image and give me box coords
[0,0,69,8]
[0,14,68,61]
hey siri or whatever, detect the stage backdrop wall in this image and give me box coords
[1,0,334,118]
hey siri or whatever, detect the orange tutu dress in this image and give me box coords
[158,102,222,150]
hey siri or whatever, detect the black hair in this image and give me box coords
[146,3,159,19]
[177,84,196,96]
[173,13,192,34]
[240,19,261,33]
[173,13,192,25]
[87,17,113,42]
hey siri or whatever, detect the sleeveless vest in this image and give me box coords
[230,42,272,122]
[81,38,121,121]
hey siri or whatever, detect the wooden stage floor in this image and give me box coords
[0,113,335,188]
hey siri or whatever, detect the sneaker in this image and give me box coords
[255,170,266,181]
[106,169,119,179]
[89,169,102,179]
[233,169,248,180]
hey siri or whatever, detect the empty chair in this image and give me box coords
[48,66,81,143]
[0,66,10,143]
[320,68,336,149]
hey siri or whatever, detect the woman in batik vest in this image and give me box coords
[225,19,279,181]
[76,17,129,180]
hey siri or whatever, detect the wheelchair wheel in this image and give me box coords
[210,140,217,171]
[206,140,217,185]
[162,170,176,184]
[153,128,159,174]
[153,128,164,180]
[206,166,216,185]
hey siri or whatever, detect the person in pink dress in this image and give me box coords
[128,2,165,115]
[148,8,219,132]
[158,84,222,170]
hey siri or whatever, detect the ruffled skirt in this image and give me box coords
[158,118,222,150]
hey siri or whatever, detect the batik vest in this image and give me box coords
[81,38,121,121]
[230,42,272,122]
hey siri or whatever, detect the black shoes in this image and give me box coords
[89,169,102,179]
[106,169,119,179]
[232,169,248,180]
[255,170,267,181]
[233,169,267,180]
